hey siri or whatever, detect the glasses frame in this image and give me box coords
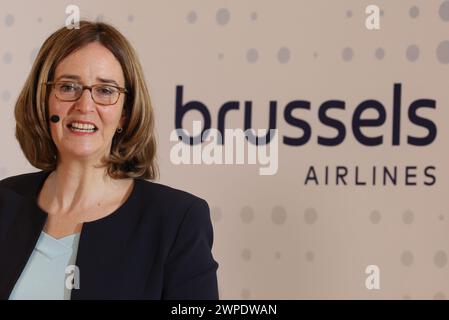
[44,81,128,106]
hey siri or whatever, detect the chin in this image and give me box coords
[61,145,106,160]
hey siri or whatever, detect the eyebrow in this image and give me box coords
[56,74,121,87]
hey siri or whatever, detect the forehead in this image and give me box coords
[54,42,125,85]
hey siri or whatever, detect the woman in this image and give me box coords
[0,20,219,300]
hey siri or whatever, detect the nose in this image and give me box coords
[74,88,96,113]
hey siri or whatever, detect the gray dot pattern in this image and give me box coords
[240,206,254,223]
[216,8,230,25]
[375,48,385,60]
[2,90,10,102]
[306,251,315,262]
[440,1,449,21]
[409,6,419,18]
[277,47,290,64]
[187,11,197,24]
[369,210,381,224]
[241,249,252,261]
[401,251,414,266]
[246,48,259,63]
[5,14,14,27]
[271,206,287,225]
[402,210,414,225]
[436,40,449,64]
[304,208,318,225]
[3,52,12,64]
[434,250,447,268]
[406,45,420,62]
[342,47,353,61]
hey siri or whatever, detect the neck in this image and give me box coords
[46,159,117,215]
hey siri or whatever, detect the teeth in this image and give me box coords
[69,122,97,133]
[70,127,95,133]
[71,122,96,130]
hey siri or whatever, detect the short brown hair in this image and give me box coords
[14,20,158,180]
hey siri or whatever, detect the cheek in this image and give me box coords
[48,94,67,116]
[98,107,123,130]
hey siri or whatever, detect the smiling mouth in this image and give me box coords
[67,122,98,133]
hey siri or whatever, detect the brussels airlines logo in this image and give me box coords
[170,86,278,175]
[171,83,437,184]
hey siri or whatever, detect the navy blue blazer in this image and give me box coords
[0,171,219,300]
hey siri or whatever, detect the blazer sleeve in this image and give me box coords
[162,198,219,300]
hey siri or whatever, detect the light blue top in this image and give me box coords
[9,231,81,300]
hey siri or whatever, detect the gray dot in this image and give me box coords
[3,52,12,64]
[402,294,412,300]
[128,15,134,23]
[346,10,352,18]
[277,47,290,64]
[95,15,104,22]
[275,251,281,259]
[434,292,446,300]
[2,90,10,102]
[250,12,258,21]
[240,206,254,223]
[218,53,224,60]
[246,48,259,63]
[369,210,381,224]
[375,48,385,60]
[187,11,197,24]
[30,48,39,64]
[313,52,318,58]
[241,249,252,261]
[305,251,315,262]
[434,250,447,268]
[37,17,42,23]
[241,289,251,299]
[409,6,419,18]
[402,210,414,225]
[216,8,230,26]
[342,47,353,61]
[4,14,14,27]
[439,214,445,221]
[211,206,222,222]
[436,40,449,64]
[440,1,449,21]
[401,251,414,266]
[304,208,318,225]
[271,206,287,225]
[406,45,420,62]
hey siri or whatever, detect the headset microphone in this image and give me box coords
[50,115,60,123]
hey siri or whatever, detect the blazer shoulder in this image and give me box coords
[137,179,208,209]
[0,171,48,197]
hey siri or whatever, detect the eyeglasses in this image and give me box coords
[44,81,128,106]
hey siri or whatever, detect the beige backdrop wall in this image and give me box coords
[1,0,448,299]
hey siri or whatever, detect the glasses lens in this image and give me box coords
[93,85,120,105]
[56,82,81,101]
